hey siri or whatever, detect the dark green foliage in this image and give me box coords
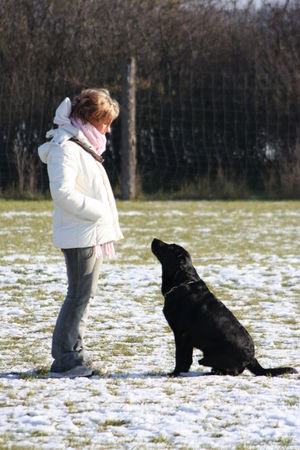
[0,0,299,197]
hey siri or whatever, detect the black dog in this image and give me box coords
[151,238,297,377]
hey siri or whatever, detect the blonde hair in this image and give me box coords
[71,88,119,125]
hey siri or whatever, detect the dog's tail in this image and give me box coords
[247,358,297,377]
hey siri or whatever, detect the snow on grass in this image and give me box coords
[0,200,299,449]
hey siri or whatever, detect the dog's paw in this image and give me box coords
[210,368,224,375]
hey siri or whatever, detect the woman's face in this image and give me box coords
[90,118,113,135]
[95,121,111,135]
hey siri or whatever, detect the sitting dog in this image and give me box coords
[151,238,297,377]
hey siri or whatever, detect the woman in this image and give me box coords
[38,88,123,378]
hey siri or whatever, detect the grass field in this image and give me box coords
[0,199,299,449]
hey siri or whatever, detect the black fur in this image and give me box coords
[151,238,297,377]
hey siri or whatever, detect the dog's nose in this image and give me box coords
[152,238,164,246]
[151,238,158,250]
[151,238,167,249]
[151,238,164,252]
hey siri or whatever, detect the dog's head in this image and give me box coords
[151,238,192,269]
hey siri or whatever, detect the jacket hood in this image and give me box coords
[38,124,97,164]
[38,96,99,164]
[38,124,80,164]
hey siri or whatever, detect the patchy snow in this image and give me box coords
[1,211,52,218]
[0,202,299,449]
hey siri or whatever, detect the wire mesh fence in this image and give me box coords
[0,0,299,198]
[136,70,299,196]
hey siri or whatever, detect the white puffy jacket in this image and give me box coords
[38,123,123,249]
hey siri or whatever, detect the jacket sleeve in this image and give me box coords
[47,143,106,222]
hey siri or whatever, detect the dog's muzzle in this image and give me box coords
[151,238,168,257]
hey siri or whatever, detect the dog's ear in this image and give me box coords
[179,254,192,268]
[172,244,191,260]
[170,246,193,270]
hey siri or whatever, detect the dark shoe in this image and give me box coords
[47,365,93,379]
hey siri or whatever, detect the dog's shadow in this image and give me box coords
[0,369,212,380]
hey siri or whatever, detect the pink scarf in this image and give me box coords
[71,117,115,260]
[71,117,107,156]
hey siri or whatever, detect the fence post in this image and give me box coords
[121,56,137,200]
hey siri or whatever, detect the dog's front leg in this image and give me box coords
[172,332,193,376]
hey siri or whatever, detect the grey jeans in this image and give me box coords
[50,247,103,372]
